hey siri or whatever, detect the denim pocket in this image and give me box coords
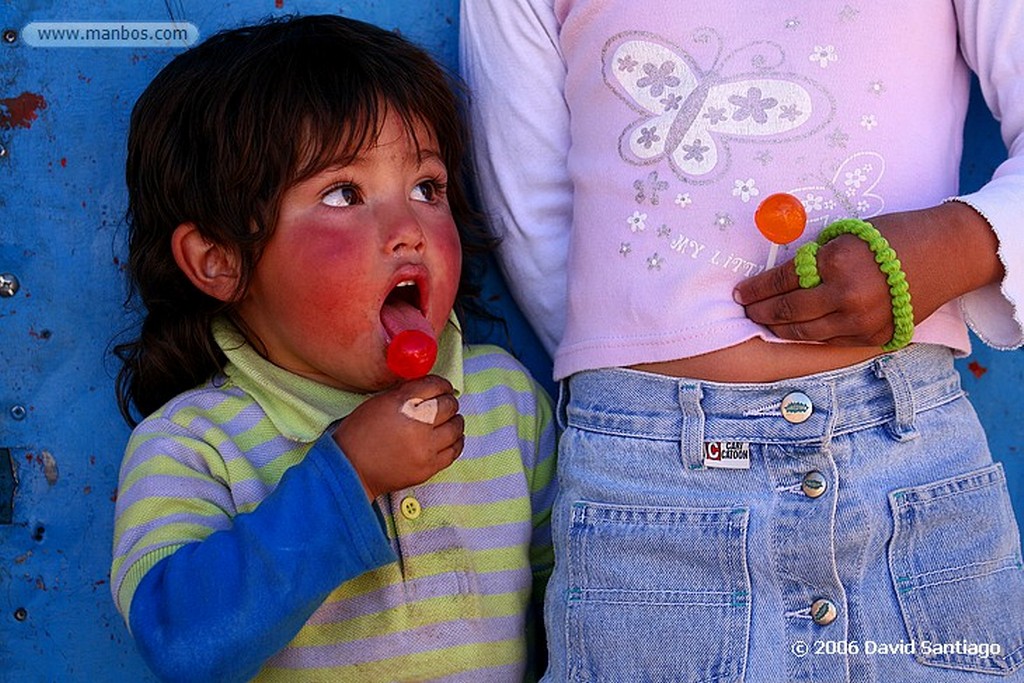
[565,500,750,682]
[888,463,1024,675]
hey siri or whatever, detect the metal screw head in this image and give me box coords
[0,273,19,297]
[9,405,27,421]
[2,29,16,45]
[13,607,28,622]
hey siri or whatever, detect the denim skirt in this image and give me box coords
[542,344,1024,682]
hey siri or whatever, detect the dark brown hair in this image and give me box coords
[114,14,489,425]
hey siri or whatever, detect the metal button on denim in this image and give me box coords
[781,391,813,423]
[801,471,828,498]
[400,496,422,520]
[811,598,838,626]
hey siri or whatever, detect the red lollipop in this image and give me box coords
[754,192,807,269]
[386,329,438,380]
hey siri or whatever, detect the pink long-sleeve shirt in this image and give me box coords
[461,0,1024,380]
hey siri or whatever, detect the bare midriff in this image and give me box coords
[630,338,885,383]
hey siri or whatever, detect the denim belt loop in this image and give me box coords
[556,379,571,432]
[677,381,707,470]
[873,352,919,441]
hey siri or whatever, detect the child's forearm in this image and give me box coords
[876,202,1004,322]
[127,434,395,682]
[460,0,574,354]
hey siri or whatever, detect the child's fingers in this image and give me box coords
[765,309,892,347]
[741,287,833,327]
[436,434,465,467]
[435,413,465,456]
[403,374,454,400]
[733,258,801,305]
[396,376,455,424]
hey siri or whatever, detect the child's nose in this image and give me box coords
[383,205,426,255]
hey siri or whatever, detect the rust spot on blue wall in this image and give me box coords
[968,360,988,379]
[0,92,48,130]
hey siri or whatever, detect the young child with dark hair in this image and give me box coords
[111,14,555,682]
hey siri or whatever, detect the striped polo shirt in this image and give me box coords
[111,317,557,681]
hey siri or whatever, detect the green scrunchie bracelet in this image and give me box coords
[793,218,914,352]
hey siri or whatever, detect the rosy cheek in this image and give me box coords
[286,236,372,309]
[431,223,459,265]
[437,222,462,266]
[434,231,463,330]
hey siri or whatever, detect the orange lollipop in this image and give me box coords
[754,192,807,269]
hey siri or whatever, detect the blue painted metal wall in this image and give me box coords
[0,1,1020,681]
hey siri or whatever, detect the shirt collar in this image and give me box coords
[212,313,464,442]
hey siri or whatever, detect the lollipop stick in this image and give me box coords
[765,243,780,270]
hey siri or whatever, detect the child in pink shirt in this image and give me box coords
[462,1,1024,680]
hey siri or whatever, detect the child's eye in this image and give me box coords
[322,185,360,207]
[411,179,446,203]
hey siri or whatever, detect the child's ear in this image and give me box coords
[171,223,242,302]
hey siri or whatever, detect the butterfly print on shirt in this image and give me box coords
[603,28,836,184]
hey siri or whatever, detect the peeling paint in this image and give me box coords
[39,451,59,486]
[0,92,48,130]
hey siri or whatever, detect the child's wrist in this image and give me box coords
[794,218,914,351]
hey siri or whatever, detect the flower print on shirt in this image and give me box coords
[636,60,681,97]
[634,170,669,205]
[636,126,662,149]
[704,106,728,124]
[603,28,835,183]
[730,88,778,125]
[732,178,760,202]
[789,151,886,227]
[838,5,860,22]
[810,45,838,68]
[627,210,648,232]
[779,103,803,123]
[682,138,711,163]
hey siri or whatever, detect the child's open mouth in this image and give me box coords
[381,280,439,378]
[380,280,434,343]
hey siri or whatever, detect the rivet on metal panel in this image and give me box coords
[10,405,27,420]
[1,29,16,45]
[0,273,19,297]
[14,607,28,622]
